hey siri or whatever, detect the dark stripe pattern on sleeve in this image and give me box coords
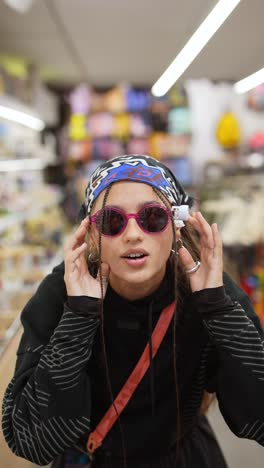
[2,305,100,464]
[202,300,264,446]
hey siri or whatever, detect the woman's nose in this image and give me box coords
[122,218,144,241]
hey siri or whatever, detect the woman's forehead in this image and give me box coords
[92,181,166,211]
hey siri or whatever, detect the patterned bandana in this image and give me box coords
[84,154,193,215]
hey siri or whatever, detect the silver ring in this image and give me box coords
[185,260,201,274]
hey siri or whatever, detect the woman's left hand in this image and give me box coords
[178,212,223,292]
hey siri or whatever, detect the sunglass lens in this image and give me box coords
[96,208,125,236]
[140,207,168,233]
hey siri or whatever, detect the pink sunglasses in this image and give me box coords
[90,204,171,237]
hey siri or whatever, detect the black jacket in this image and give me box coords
[2,262,264,465]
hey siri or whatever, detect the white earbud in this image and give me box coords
[172,205,190,228]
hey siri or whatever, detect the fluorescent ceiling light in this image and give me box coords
[234,68,264,94]
[151,0,241,97]
[4,0,35,13]
[0,105,45,131]
[0,158,46,172]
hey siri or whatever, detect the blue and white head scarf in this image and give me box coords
[84,154,193,216]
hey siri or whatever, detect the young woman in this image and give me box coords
[2,155,264,468]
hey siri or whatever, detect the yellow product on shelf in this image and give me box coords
[69,114,89,141]
[216,112,241,149]
[149,133,167,159]
[112,113,130,140]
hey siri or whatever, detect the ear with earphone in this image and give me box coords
[173,205,190,228]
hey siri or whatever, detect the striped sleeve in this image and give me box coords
[194,286,264,447]
[2,302,100,465]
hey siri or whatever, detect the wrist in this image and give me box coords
[192,281,223,293]
[67,296,100,317]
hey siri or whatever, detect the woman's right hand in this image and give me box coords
[64,217,110,298]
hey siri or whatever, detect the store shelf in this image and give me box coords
[0,249,63,360]
[42,249,63,274]
[0,157,47,172]
[0,192,63,234]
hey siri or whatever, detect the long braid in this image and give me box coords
[153,188,215,459]
[152,187,181,463]
[97,184,127,468]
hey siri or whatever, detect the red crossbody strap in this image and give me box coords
[86,301,176,456]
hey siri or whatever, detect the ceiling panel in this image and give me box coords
[0,0,263,87]
[181,0,264,81]
[0,0,56,34]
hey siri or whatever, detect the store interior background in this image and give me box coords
[0,0,264,467]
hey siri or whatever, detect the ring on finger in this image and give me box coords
[185,260,201,275]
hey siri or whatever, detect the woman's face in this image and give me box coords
[90,181,174,300]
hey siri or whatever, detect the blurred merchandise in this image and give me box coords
[130,113,151,137]
[149,132,167,159]
[249,132,264,151]
[216,112,241,150]
[0,201,69,357]
[161,135,191,158]
[149,95,169,113]
[89,113,114,138]
[125,88,150,112]
[247,83,264,111]
[68,114,89,141]
[60,83,193,208]
[162,157,192,186]
[150,110,168,132]
[127,137,150,155]
[68,83,91,115]
[168,107,191,135]
[104,86,126,113]
[112,112,130,140]
[0,82,68,357]
[200,159,264,324]
[168,85,188,108]
[68,139,92,163]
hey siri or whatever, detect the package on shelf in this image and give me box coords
[199,169,264,321]
[0,244,50,274]
[23,205,68,246]
[0,117,41,160]
[0,202,69,355]
[201,186,264,246]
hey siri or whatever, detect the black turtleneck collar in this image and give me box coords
[104,263,175,319]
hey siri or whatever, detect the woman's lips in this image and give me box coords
[122,256,148,267]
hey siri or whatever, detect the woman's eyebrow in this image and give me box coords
[106,200,162,210]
